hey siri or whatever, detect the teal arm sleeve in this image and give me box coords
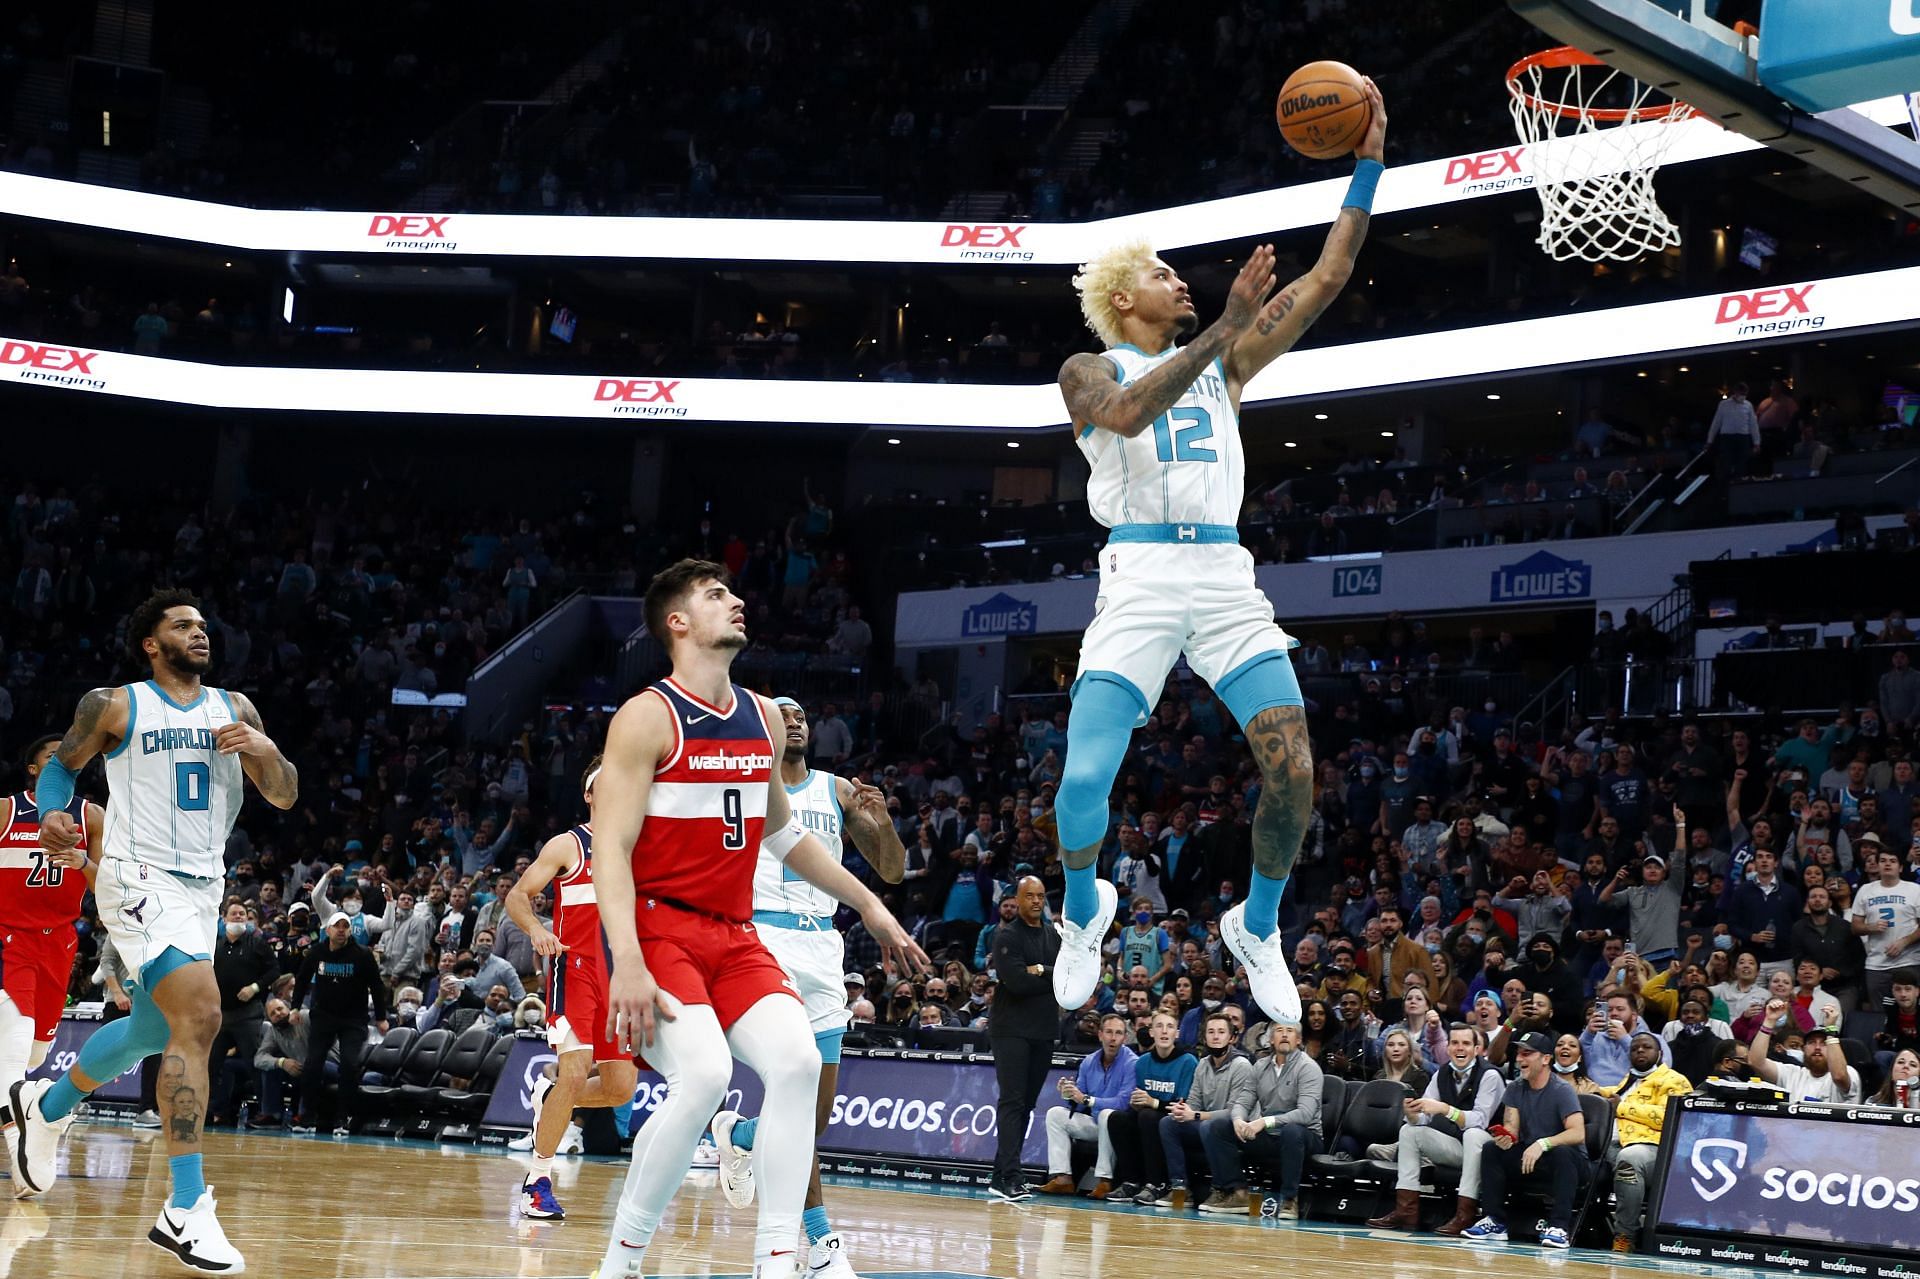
[34,755,77,813]
[1343,158,1384,212]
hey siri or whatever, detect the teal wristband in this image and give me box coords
[1343,158,1384,212]
[34,755,77,813]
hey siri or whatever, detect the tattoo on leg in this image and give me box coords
[159,1052,203,1147]
[1246,706,1313,881]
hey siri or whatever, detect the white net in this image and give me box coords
[1507,52,1696,263]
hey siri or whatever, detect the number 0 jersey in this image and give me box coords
[0,791,89,929]
[637,679,777,923]
[1075,344,1244,530]
[101,681,245,880]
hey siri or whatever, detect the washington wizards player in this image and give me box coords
[19,588,298,1273]
[590,559,928,1279]
[500,755,639,1220]
[0,734,103,1192]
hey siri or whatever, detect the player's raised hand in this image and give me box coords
[863,902,932,977]
[214,720,275,757]
[1356,77,1387,163]
[38,808,79,854]
[847,779,890,826]
[1220,244,1278,337]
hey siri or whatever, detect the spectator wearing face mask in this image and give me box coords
[391,986,426,1029]
[312,864,387,948]
[251,997,317,1129]
[464,928,526,1001]
[209,899,279,1125]
[1515,934,1582,1032]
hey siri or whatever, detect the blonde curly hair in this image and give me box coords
[1073,239,1160,349]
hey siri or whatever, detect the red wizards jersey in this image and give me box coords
[552,822,607,976]
[0,791,90,931]
[636,679,775,923]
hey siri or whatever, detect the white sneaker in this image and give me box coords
[690,1138,720,1169]
[557,1123,585,1156]
[1219,902,1301,1024]
[506,1131,536,1152]
[8,1081,74,1197]
[808,1232,861,1277]
[133,1109,163,1129]
[710,1110,756,1208]
[1051,879,1118,1008]
[528,1071,554,1138]
[752,1256,802,1279]
[148,1188,246,1273]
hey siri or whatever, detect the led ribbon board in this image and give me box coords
[2,265,1912,422]
[0,99,1905,264]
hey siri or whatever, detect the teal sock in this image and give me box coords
[730,1116,757,1151]
[169,1153,206,1209]
[803,1205,831,1243]
[40,1076,85,1123]
[1063,863,1099,928]
[1243,870,1287,941]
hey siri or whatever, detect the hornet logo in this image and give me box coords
[125,897,148,925]
[1689,1137,1748,1202]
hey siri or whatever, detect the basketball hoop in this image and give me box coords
[1506,47,1697,263]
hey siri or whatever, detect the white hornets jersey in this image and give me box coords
[1076,344,1244,530]
[752,769,842,918]
[101,681,245,880]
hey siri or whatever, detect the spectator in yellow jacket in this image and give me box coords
[1599,1030,1693,1251]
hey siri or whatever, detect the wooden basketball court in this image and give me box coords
[6,1123,1718,1279]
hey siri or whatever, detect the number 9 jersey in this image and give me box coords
[1075,344,1244,531]
[636,679,778,923]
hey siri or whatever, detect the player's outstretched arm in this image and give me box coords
[219,692,299,810]
[837,776,907,884]
[36,685,130,852]
[594,691,675,1049]
[1060,243,1279,438]
[1224,78,1387,393]
[506,833,577,958]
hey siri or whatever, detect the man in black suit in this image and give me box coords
[988,876,1062,1202]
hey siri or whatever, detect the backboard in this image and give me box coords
[1509,0,1920,213]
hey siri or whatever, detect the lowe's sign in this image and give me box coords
[1489,550,1592,603]
[961,592,1039,637]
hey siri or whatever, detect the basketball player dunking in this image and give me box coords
[1047,84,1387,1023]
[17,588,298,1273]
[709,697,907,1279]
[591,560,927,1279]
[500,755,639,1221]
[0,734,104,1191]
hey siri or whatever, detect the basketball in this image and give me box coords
[1276,60,1371,160]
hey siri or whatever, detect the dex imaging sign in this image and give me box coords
[1657,1109,1920,1254]
[1489,550,1592,604]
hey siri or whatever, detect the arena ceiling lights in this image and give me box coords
[0,98,1907,265]
[3,263,1914,423]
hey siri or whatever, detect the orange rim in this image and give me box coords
[1506,46,1694,123]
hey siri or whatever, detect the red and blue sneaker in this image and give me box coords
[521,1176,566,1220]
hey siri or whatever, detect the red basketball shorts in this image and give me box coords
[0,927,78,1042]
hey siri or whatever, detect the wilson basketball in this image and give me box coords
[1276,61,1371,160]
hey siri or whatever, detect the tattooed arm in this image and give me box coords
[1223,80,1386,399]
[220,691,300,810]
[837,776,908,884]
[36,686,129,853]
[1059,244,1278,438]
